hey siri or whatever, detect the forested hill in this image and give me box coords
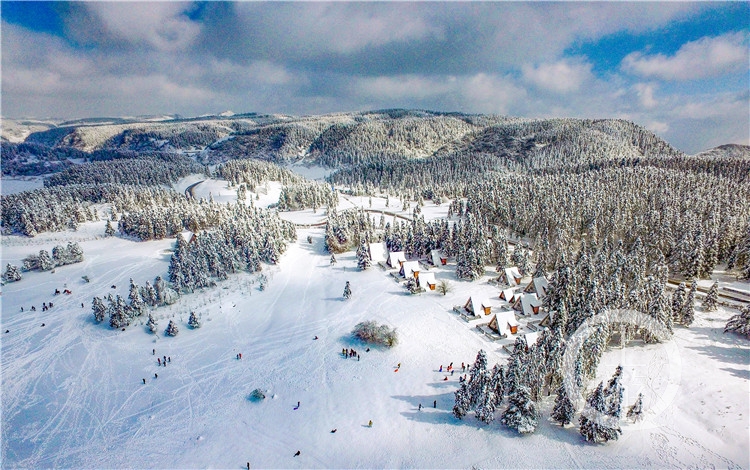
[6,110,686,171]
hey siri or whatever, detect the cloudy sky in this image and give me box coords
[2,1,748,153]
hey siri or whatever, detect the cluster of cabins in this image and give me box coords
[370,244,442,292]
[369,243,549,348]
[459,267,550,347]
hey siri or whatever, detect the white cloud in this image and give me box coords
[521,60,593,93]
[622,32,748,81]
[84,3,201,52]
[634,83,658,109]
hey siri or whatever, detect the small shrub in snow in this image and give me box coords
[352,320,398,348]
[343,281,352,300]
[249,388,267,401]
[146,314,158,333]
[165,320,179,337]
[188,311,201,329]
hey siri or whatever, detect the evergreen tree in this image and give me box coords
[165,320,179,336]
[702,281,719,312]
[188,311,201,329]
[2,263,22,282]
[501,384,538,434]
[357,239,372,270]
[67,242,84,263]
[146,313,158,333]
[343,281,352,300]
[104,218,115,237]
[108,295,129,329]
[724,304,750,338]
[38,250,54,271]
[671,282,686,324]
[91,296,106,323]
[128,278,145,317]
[474,369,497,424]
[682,281,696,326]
[626,393,644,422]
[579,366,623,443]
[551,383,575,426]
[330,253,337,265]
[453,381,472,420]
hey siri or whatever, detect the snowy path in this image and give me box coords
[2,227,749,468]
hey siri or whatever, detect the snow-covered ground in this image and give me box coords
[1,176,45,195]
[2,201,749,468]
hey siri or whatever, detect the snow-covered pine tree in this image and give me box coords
[551,383,575,426]
[165,320,179,336]
[146,313,158,333]
[91,296,106,323]
[128,278,145,317]
[501,383,538,434]
[671,282,686,324]
[626,392,644,422]
[405,277,421,294]
[67,242,84,263]
[38,250,54,271]
[188,311,201,329]
[474,369,497,424]
[343,281,352,300]
[142,281,158,307]
[104,219,115,237]
[724,304,750,338]
[330,253,337,265]
[682,280,696,326]
[453,381,472,419]
[702,281,719,312]
[108,295,129,329]
[579,366,623,443]
[3,263,22,282]
[604,365,624,421]
[357,239,372,270]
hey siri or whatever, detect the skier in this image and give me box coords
[433,400,437,408]
[461,362,465,372]
[451,370,454,376]
[247,462,250,470]
[153,349,155,355]
[368,420,372,427]
[143,378,146,384]
[313,336,318,340]
[81,303,84,308]
[294,451,301,457]
[163,356,167,364]
[297,401,300,408]
[357,354,360,361]
[418,403,422,411]
[158,358,161,365]
[168,357,171,363]
[443,376,448,381]
[330,429,337,433]
[154,373,158,379]
[239,353,241,359]
[397,363,401,369]
[41,323,45,327]
[439,365,443,372]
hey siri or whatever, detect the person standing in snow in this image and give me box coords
[418,403,422,411]
[433,400,437,408]
[294,451,301,457]
[368,420,372,427]
[142,378,146,384]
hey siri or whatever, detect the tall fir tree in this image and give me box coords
[551,383,575,426]
[702,281,719,312]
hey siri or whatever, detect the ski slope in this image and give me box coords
[2,218,749,468]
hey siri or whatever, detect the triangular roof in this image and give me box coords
[388,251,407,268]
[520,293,541,316]
[400,261,420,278]
[524,276,549,298]
[524,331,540,348]
[430,250,445,266]
[418,272,436,289]
[499,288,518,304]
[369,243,388,263]
[487,310,519,337]
[464,296,491,317]
[505,267,522,286]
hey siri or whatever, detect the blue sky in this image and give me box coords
[2,1,747,153]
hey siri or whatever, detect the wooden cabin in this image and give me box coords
[524,276,549,299]
[400,261,421,279]
[464,296,492,317]
[418,272,437,291]
[504,267,522,286]
[431,250,448,266]
[488,310,519,337]
[388,251,407,269]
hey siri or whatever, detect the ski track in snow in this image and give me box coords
[2,222,749,468]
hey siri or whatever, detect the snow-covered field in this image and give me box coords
[2,196,749,468]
